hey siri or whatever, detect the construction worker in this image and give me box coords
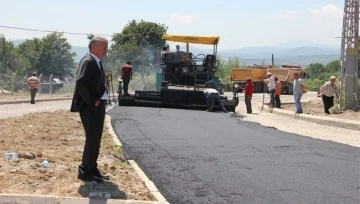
[274,77,282,108]
[120,61,133,96]
[264,72,276,107]
[203,88,227,113]
[26,73,40,104]
[293,72,305,114]
[243,77,254,113]
[318,76,339,114]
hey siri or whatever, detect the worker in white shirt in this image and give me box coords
[203,88,227,113]
[263,72,276,107]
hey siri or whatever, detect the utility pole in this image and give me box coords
[339,0,359,110]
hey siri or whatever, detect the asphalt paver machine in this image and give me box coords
[118,34,239,112]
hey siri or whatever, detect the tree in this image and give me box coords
[303,61,340,91]
[0,34,19,74]
[325,60,340,73]
[17,38,42,74]
[110,20,168,74]
[215,56,246,86]
[304,63,325,79]
[18,32,76,80]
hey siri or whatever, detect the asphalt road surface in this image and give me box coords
[109,107,360,204]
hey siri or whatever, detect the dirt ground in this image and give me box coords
[281,96,360,120]
[0,110,151,200]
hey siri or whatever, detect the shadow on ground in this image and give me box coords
[78,181,127,200]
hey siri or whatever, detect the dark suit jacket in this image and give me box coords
[70,54,105,112]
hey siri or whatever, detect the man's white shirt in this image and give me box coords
[89,53,108,100]
[266,77,276,90]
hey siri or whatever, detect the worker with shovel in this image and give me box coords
[318,76,339,114]
[263,72,276,107]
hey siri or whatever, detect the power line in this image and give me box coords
[0,25,112,36]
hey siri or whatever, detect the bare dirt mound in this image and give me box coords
[282,97,360,120]
[0,111,151,200]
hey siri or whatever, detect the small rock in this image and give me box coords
[10,169,17,174]
[38,169,47,174]
[19,152,36,160]
[36,152,43,157]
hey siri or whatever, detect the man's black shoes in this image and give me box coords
[77,166,103,182]
[93,167,110,180]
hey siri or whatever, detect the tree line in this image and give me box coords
[303,60,340,91]
[0,18,342,92]
[0,20,168,90]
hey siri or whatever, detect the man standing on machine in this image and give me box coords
[120,61,132,96]
[203,88,227,113]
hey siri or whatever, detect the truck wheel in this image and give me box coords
[220,87,225,94]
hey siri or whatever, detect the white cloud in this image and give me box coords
[275,10,302,20]
[308,4,343,22]
[168,14,199,24]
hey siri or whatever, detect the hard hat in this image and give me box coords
[267,72,271,75]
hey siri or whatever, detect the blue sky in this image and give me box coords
[0,0,343,50]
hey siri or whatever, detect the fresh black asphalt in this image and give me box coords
[108,107,360,204]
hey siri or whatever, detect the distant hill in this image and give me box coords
[11,39,340,66]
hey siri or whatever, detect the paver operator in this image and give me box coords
[120,61,133,96]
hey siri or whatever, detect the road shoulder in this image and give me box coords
[234,103,360,148]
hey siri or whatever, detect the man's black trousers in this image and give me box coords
[30,88,37,104]
[322,95,334,114]
[79,100,106,172]
[123,78,130,95]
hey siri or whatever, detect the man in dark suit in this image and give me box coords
[70,36,109,182]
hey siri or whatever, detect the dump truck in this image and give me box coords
[231,65,269,93]
[118,34,239,112]
[231,64,304,94]
[276,65,305,94]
